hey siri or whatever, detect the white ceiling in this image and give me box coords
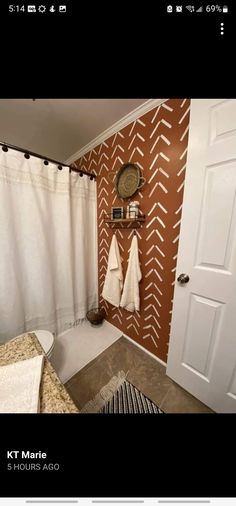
[0,99,149,162]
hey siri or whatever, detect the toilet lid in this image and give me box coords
[34,330,54,354]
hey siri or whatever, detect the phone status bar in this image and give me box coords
[166,4,228,13]
[8,4,68,13]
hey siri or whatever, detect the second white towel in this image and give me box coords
[120,235,142,312]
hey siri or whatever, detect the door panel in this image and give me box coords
[196,163,236,269]
[182,294,223,378]
[210,99,236,142]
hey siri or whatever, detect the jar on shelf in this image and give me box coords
[129,201,140,219]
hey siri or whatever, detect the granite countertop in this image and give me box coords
[0,332,79,414]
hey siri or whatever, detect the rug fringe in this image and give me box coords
[80,370,127,413]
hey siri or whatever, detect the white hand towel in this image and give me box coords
[120,235,142,312]
[102,234,123,307]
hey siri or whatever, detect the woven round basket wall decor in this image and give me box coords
[108,163,146,199]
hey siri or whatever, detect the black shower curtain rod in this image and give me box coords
[0,141,96,179]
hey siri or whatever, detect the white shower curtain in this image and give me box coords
[0,148,98,342]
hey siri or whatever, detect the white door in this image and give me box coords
[167,99,236,413]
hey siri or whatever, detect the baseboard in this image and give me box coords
[123,333,167,368]
[105,320,167,368]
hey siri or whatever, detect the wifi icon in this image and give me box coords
[186,5,194,11]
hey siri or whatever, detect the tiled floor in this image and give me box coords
[65,336,213,413]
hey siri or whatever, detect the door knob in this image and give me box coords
[177,273,190,284]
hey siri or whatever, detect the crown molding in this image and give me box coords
[65,98,167,164]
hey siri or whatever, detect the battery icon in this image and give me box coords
[223,5,228,12]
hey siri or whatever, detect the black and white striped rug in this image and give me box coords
[99,380,163,414]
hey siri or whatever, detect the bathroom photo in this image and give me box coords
[0,98,235,414]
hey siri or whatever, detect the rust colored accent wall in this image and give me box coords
[75,98,190,362]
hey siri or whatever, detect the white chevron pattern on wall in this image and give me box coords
[75,99,190,363]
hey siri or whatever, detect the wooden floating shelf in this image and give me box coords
[105,217,145,223]
[104,215,145,228]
